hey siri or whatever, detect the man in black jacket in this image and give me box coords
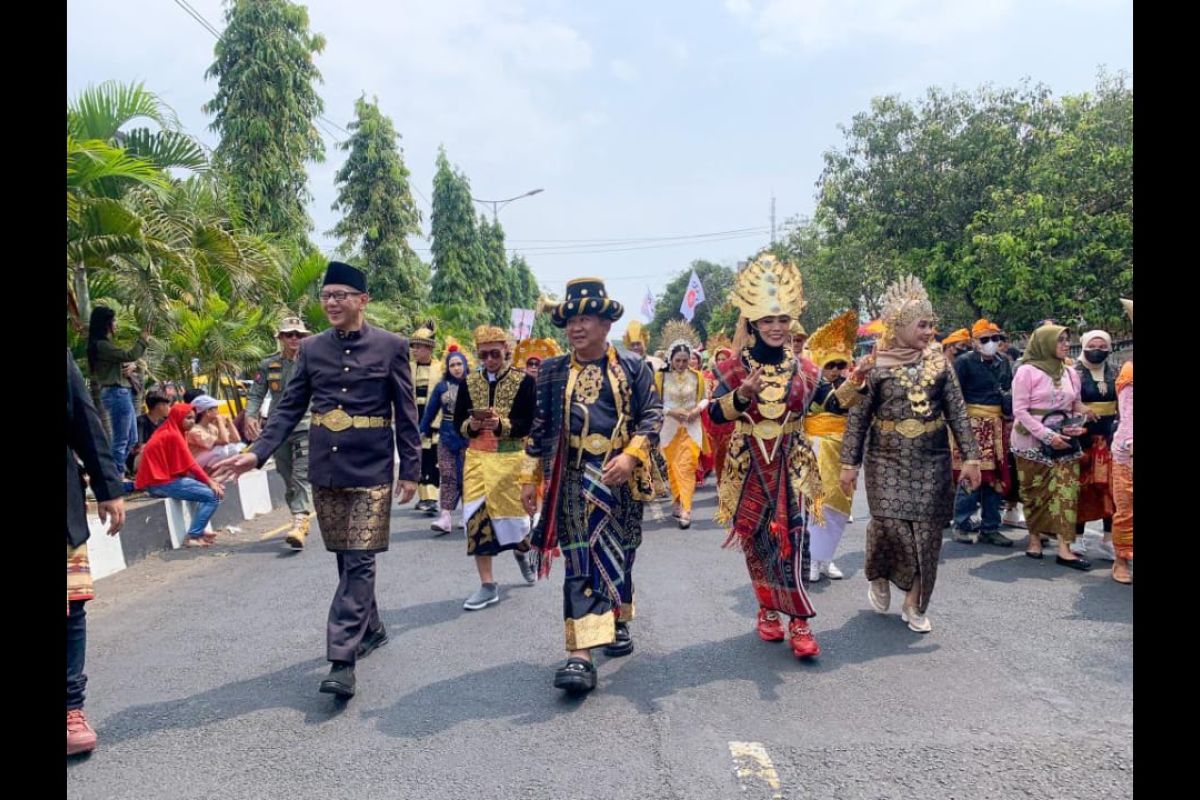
[952,320,1016,546]
[215,262,422,699]
[67,350,126,755]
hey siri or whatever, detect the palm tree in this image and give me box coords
[67,81,207,326]
[160,293,270,413]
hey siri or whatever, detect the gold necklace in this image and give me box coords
[743,348,794,419]
[889,353,940,416]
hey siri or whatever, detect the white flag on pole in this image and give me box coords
[641,287,656,321]
[679,271,706,322]
[510,308,535,340]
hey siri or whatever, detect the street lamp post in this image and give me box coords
[472,188,544,221]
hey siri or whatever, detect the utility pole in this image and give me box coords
[770,194,777,245]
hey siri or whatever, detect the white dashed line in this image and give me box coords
[729,740,783,799]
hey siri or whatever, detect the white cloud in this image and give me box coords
[665,38,691,64]
[726,0,1016,54]
[724,0,754,18]
[610,59,638,81]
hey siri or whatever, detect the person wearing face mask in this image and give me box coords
[949,319,1016,547]
[709,253,824,659]
[839,276,982,634]
[1070,329,1119,560]
[1011,325,1097,569]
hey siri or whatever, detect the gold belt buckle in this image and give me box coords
[894,418,927,438]
[583,433,611,454]
[320,408,353,432]
[753,419,783,440]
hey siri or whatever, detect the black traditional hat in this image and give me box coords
[545,278,623,328]
[323,261,367,293]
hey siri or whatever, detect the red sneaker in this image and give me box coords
[67,708,97,756]
[757,608,785,642]
[788,620,821,659]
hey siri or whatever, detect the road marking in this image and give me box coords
[729,741,783,799]
[259,523,292,541]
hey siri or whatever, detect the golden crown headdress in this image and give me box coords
[729,253,806,321]
[472,324,510,348]
[623,320,650,349]
[512,337,562,367]
[879,275,934,344]
[808,309,859,368]
[660,319,701,357]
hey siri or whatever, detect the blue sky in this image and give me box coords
[68,0,1131,336]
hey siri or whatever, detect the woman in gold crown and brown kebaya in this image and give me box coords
[708,253,824,659]
[838,276,982,633]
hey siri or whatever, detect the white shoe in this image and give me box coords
[868,579,890,613]
[431,510,452,534]
[901,605,933,633]
[808,561,822,583]
[847,515,855,523]
[1095,539,1116,561]
[823,561,844,580]
[1069,538,1089,557]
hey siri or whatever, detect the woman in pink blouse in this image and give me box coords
[1011,325,1097,570]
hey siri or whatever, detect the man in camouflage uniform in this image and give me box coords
[246,315,315,549]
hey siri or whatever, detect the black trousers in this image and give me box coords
[67,600,87,709]
[326,551,381,664]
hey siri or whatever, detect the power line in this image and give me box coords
[174,0,220,38]
[506,226,769,245]
[410,229,766,256]
[171,0,349,146]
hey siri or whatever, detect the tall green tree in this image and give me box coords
[648,260,737,345]
[478,215,513,326]
[508,254,559,341]
[328,95,426,306]
[204,0,326,244]
[429,147,486,316]
[811,73,1131,332]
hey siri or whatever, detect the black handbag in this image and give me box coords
[1038,411,1085,461]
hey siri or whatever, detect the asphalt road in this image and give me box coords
[68,485,1132,799]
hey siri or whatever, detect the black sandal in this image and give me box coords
[554,657,597,694]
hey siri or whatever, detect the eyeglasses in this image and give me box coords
[478,349,505,360]
[279,332,304,339]
[826,361,848,370]
[978,335,1002,344]
[319,290,363,302]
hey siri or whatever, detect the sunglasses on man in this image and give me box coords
[825,361,848,370]
[478,348,505,360]
[978,335,1003,344]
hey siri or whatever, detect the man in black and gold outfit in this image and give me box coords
[520,278,663,694]
[454,325,538,610]
[215,262,421,699]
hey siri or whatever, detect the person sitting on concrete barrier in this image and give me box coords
[128,393,170,476]
[188,394,243,472]
[135,402,227,548]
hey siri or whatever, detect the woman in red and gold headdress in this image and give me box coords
[709,253,823,659]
